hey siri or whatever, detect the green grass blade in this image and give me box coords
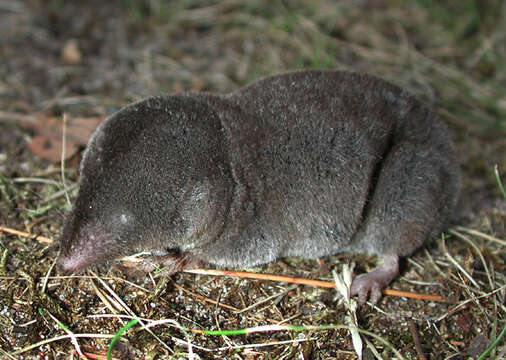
[107,318,139,360]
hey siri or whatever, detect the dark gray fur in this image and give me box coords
[58,70,460,302]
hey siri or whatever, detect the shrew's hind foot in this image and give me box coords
[350,255,399,304]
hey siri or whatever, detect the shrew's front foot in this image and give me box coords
[116,252,201,277]
[350,255,399,304]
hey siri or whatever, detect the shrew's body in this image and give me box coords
[59,71,460,303]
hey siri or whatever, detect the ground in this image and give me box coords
[0,0,504,359]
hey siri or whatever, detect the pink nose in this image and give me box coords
[58,254,88,274]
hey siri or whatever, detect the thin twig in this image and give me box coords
[235,285,297,314]
[409,320,427,360]
[454,226,506,247]
[12,177,61,185]
[450,229,495,292]
[89,270,174,354]
[41,183,78,203]
[9,333,114,356]
[41,309,84,358]
[170,278,239,311]
[441,236,480,289]
[185,268,448,302]
[0,225,53,243]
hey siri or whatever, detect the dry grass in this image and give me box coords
[0,0,505,358]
